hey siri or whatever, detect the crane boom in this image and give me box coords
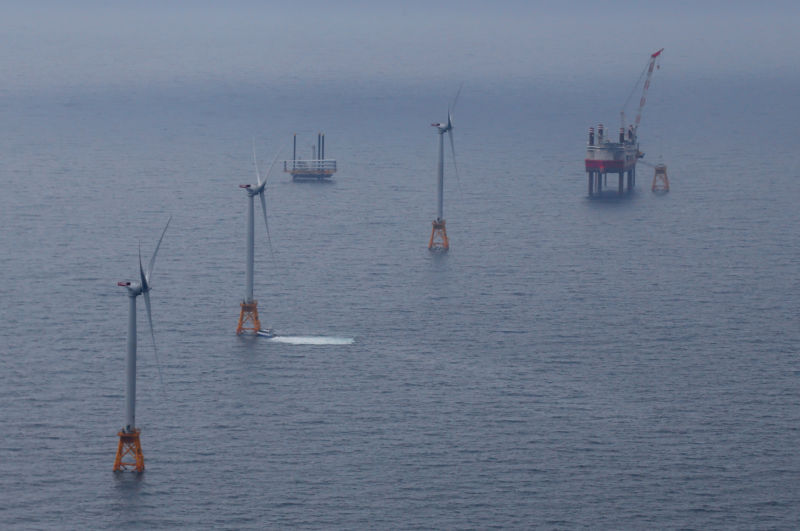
[633,48,663,135]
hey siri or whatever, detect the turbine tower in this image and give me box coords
[113,217,170,473]
[429,90,460,250]
[236,144,279,335]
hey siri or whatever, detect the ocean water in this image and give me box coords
[1,3,799,529]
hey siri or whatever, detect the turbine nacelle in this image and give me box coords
[118,281,143,296]
[240,182,267,197]
[240,183,257,197]
[432,120,452,134]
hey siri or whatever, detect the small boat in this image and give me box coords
[257,329,276,338]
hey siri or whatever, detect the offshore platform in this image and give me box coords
[283,132,337,181]
[585,48,663,196]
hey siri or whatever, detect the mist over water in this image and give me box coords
[1,2,799,528]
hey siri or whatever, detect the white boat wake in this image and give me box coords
[269,336,354,345]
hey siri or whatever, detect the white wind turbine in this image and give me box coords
[236,143,281,336]
[429,87,461,251]
[113,216,170,473]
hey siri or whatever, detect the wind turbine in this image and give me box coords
[429,88,461,251]
[113,217,171,473]
[236,143,280,336]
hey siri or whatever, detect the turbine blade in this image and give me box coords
[450,83,463,117]
[256,147,283,194]
[147,216,171,284]
[259,144,285,193]
[258,191,276,260]
[253,137,263,187]
[448,129,464,200]
[143,290,166,394]
[139,244,148,292]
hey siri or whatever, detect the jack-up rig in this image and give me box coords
[428,90,461,251]
[113,217,170,473]
[283,132,337,181]
[585,48,663,196]
[236,144,279,337]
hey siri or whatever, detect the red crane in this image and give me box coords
[633,48,664,137]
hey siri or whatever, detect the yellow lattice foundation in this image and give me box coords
[237,301,261,334]
[113,429,144,472]
[428,219,449,250]
[652,164,670,193]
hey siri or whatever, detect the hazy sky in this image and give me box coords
[2,1,798,95]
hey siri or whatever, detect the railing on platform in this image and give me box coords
[284,159,337,173]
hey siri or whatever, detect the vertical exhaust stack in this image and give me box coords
[598,124,604,143]
[619,128,625,143]
[317,133,321,161]
[588,127,594,146]
[321,133,325,160]
[292,133,297,170]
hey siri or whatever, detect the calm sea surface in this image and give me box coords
[1,7,799,529]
